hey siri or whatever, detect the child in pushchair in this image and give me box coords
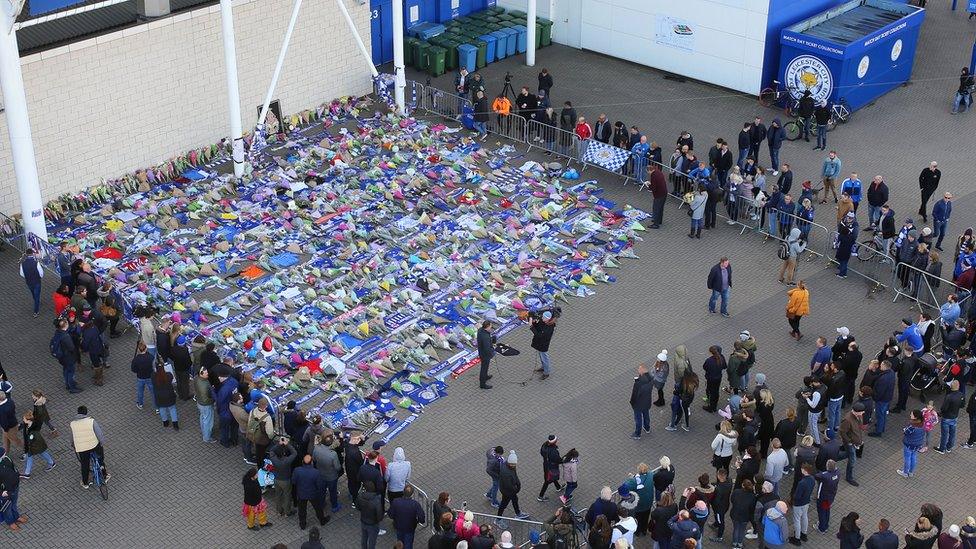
[910,353,940,402]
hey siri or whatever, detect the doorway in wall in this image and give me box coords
[551,0,581,48]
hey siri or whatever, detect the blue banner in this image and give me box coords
[30,0,84,16]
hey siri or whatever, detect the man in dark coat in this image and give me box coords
[707,258,732,317]
[344,435,366,504]
[630,364,654,439]
[767,118,786,173]
[530,312,556,380]
[51,319,82,393]
[593,114,612,143]
[19,248,43,317]
[715,141,734,186]
[777,163,793,195]
[866,176,889,228]
[472,90,490,140]
[917,161,941,222]
[748,116,767,161]
[868,361,896,437]
[497,451,529,519]
[649,164,668,229]
[835,214,859,278]
[737,123,751,167]
[516,87,538,122]
[797,90,815,141]
[293,455,330,530]
[476,321,495,389]
[388,484,426,549]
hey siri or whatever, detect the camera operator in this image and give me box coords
[531,310,557,380]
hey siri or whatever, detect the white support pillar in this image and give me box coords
[392,0,406,114]
[335,0,379,78]
[219,0,244,179]
[0,8,46,242]
[258,0,304,127]
[526,0,537,67]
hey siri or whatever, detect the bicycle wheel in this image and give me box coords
[838,100,853,123]
[784,121,801,141]
[826,116,837,132]
[759,88,777,108]
[856,240,878,262]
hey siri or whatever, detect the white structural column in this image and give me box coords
[258,0,304,127]
[0,8,46,242]
[335,0,379,78]
[219,0,245,178]
[526,0,537,67]
[392,0,406,114]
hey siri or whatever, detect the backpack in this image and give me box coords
[247,415,270,444]
[49,333,64,361]
[777,241,789,260]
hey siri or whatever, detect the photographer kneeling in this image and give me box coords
[531,310,558,380]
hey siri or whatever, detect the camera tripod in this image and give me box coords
[501,78,516,102]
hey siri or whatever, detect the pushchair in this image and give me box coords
[910,353,940,397]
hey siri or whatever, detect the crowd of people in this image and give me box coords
[0,68,974,549]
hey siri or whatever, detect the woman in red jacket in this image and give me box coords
[53,284,71,317]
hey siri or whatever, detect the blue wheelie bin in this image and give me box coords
[490,30,508,59]
[500,27,517,57]
[479,33,497,64]
[457,43,478,73]
[511,24,528,54]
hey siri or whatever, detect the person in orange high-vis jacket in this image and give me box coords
[492,93,512,133]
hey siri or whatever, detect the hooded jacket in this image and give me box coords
[905,524,939,549]
[866,529,899,549]
[668,516,701,547]
[763,507,789,546]
[385,447,411,492]
[268,443,297,481]
[786,227,807,259]
[671,345,693,382]
[630,372,654,411]
[498,464,521,496]
[767,119,786,149]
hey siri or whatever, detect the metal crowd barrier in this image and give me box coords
[455,508,547,548]
[891,260,961,311]
[487,112,529,146]
[525,119,580,165]
[828,229,897,292]
[422,86,471,121]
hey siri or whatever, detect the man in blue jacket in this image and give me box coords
[293,455,330,530]
[19,248,43,317]
[387,484,425,549]
[895,318,923,353]
[214,374,240,447]
[840,173,862,213]
[865,519,899,549]
[668,509,701,548]
[707,258,732,317]
[868,361,896,436]
[821,151,842,204]
[931,192,953,251]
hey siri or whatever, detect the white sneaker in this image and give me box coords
[378,529,387,535]
[726,219,736,225]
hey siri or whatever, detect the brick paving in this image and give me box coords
[0,5,974,549]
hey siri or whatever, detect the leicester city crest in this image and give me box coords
[784,55,833,104]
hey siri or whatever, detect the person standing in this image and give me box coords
[785,281,810,340]
[814,460,840,534]
[838,403,865,486]
[918,162,941,223]
[779,228,807,286]
[268,437,297,517]
[630,364,654,439]
[649,163,668,229]
[813,101,831,151]
[707,257,732,317]
[932,192,953,251]
[689,186,707,238]
[790,464,815,545]
[472,90,489,141]
[18,249,43,318]
[387,484,425,549]
[841,173,863,213]
[963,388,976,450]
[385,446,411,502]
[797,90,815,141]
[293,455,330,530]
[530,311,556,380]
[767,119,785,174]
[56,241,74,292]
[454,67,469,95]
[313,434,343,513]
[153,365,179,431]
[593,114,612,144]
[537,68,553,97]
[631,136,651,184]
[246,398,274,464]
[491,93,512,132]
[868,361,895,437]
[0,389,19,457]
[866,176,889,228]
[497,450,530,520]
[804,377,826,445]
[476,320,495,390]
[748,117,767,162]
[952,67,974,114]
[865,519,899,549]
[835,213,859,279]
[537,435,562,501]
[702,346,726,413]
[898,409,925,477]
[934,380,964,454]
[356,480,383,549]
[821,151,842,204]
[737,123,752,168]
[131,342,156,411]
[716,140,734,187]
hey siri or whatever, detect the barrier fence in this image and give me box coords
[487,111,530,148]
[891,260,961,312]
[452,508,548,548]
[422,86,471,121]
[525,119,580,164]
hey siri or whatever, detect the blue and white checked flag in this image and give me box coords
[582,139,630,172]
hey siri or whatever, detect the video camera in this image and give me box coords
[528,306,562,322]
[504,71,513,83]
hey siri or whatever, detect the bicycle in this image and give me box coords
[758,80,803,116]
[783,115,803,141]
[827,98,853,131]
[90,452,108,501]
[854,229,887,262]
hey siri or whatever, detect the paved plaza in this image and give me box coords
[1,4,975,548]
